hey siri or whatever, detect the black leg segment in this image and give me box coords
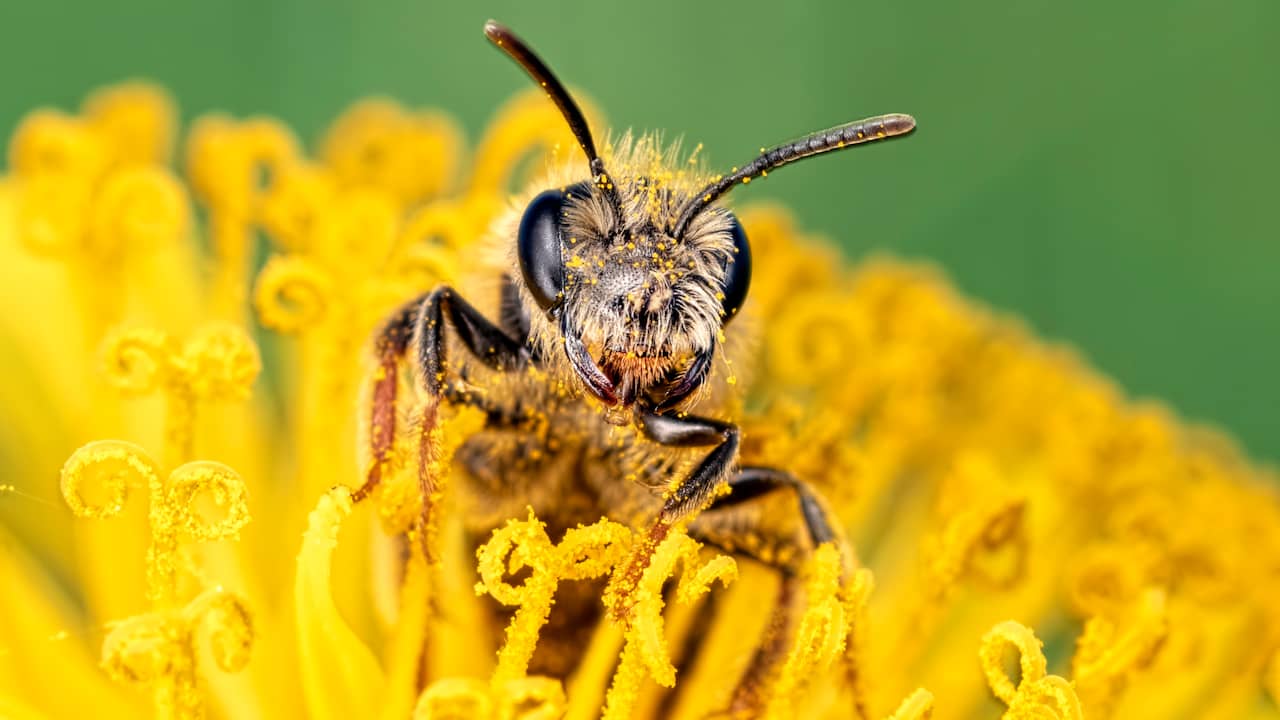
[638,410,740,521]
[707,466,836,547]
[415,286,530,394]
[357,287,525,502]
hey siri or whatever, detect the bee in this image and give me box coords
[355,20,914,680]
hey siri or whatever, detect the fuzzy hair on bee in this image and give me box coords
[513,133,743,415]
[354,19,915,681]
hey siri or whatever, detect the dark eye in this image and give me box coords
[721,215,752,321]
[517,182,590,314]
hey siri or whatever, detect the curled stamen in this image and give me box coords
[475,512,633,687]
[102,327,178,395]
[101,325,261,464]
[386,202,469,290]
[320,99,462,206]
[1065,543,1150,618]
[12,171,95,257]
[980,621,1048,706]
[980,621,1082,720]
[925,456,1027,594]
[101,612,183,686]
[186,115,298,221]
[186,115,298,314]
[88,166,189,257]
[101,588,254,720]
[766,292,869,387]
[390,243,462,296]
[60,440,158,521]
[178,325,262,401]
[9,110,112,178]
[1072,588,1168,718]
[182,588,254,674]
[395,201,474,255]
[81,82,177,167]
[61,440,250,606]
[766,543,850,719]
[161,461,251,543]
[145,458,249,604]
[66,439,254,718]
[253,256,334,332]
[257,162,338,252]
[603,531,736,720]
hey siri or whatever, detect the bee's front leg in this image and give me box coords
[414,285,530,395]
[355,294,428,502]
[356,285,529,514]
[639,410,741,527]
[604,409,741,619]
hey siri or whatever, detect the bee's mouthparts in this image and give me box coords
[653,349,712,413]
[598,348,684,406]
[561,315,617,405]
[561,316,710,413]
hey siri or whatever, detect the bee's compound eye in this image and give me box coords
[721,215,752,321]
[517,188,574,313]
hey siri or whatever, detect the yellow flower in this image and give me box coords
[2,81,1279,720]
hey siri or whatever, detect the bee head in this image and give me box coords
[486,20,914,414]
[516,164,751,412]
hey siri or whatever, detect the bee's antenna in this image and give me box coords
[484,20,622,212]
[672,114,916,238]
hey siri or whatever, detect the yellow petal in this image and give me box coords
[295,487,386,719]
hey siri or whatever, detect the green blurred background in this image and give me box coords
[2,1,1277,461]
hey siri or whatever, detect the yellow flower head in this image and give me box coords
[1,78,1279,720]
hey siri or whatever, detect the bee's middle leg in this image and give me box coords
[690,469,847,716]
[699,466,838,561]
[631,412,841,556]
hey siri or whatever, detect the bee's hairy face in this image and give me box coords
[517,152,751,413]
[484,21,912,417]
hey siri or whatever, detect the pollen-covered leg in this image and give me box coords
[639,411,741,522]
[413,397,441,561]
[414,285,530,395]
[410,287,535,558]
[354,293,429,502]
[607,410,740,620]
[355,286,528,504]
[684,465,846,578]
